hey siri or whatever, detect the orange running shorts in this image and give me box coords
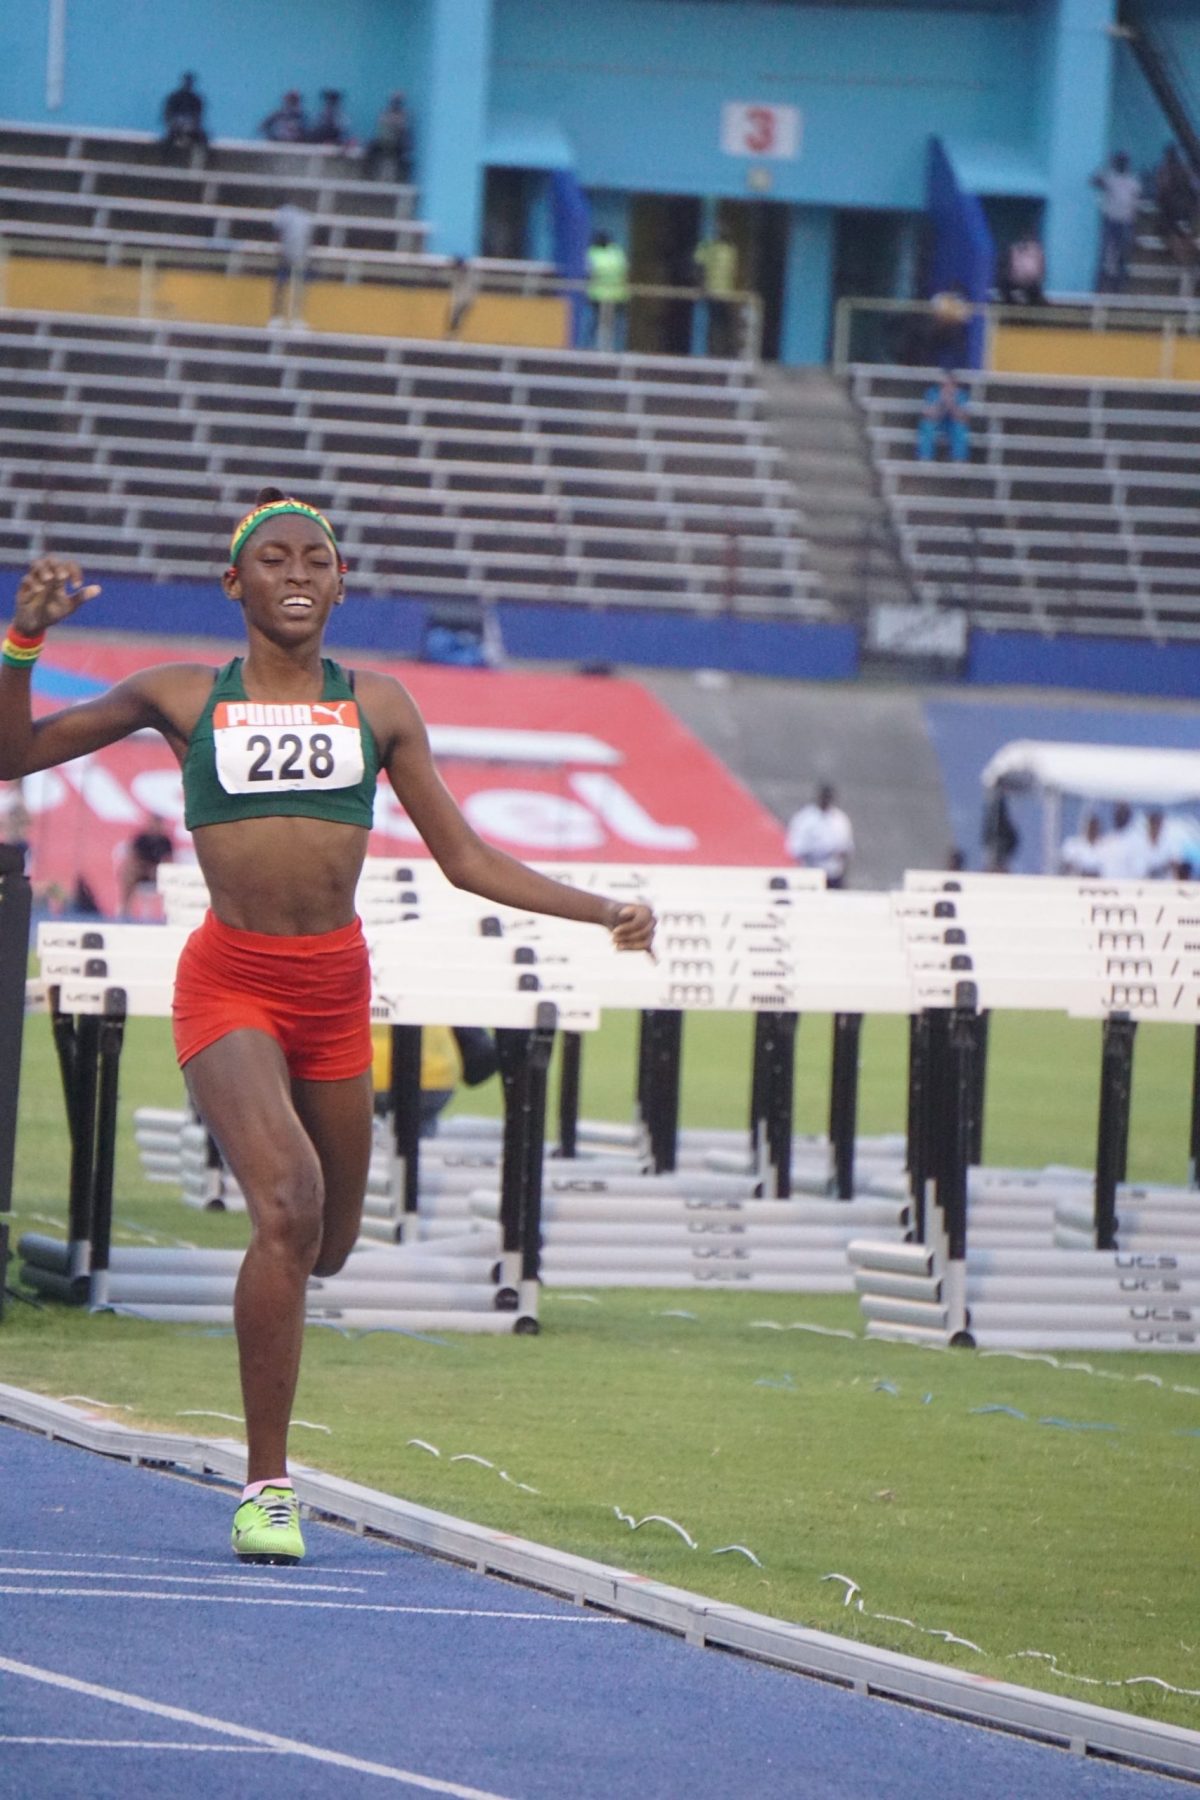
[172,910,373,1081]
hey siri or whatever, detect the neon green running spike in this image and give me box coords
[231,1485,306,1565]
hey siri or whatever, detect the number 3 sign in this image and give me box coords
[720,102,801,161]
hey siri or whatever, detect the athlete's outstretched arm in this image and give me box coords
[0,557,183,777]
[366,673,654,950]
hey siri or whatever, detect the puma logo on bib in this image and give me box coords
[213,700,365,794]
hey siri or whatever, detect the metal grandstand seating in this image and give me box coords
[0,120,551,289]
[849,362,1200,640]
[0,117,423,253]
[0,311,826,616]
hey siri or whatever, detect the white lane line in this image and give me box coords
[0,1656,515,1799]
[0,1566,366,1592]
[0,1737,281,1753]
[0,1585,622,1621]
[0,1547,395,1577]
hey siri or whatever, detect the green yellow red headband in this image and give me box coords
[228,499,341,567]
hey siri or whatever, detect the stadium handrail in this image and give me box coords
[833,294,1200,377]
[0,230,765,357]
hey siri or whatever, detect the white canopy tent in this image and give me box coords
[980,739,1200,871]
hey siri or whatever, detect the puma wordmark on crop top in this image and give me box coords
[182,658,381,830]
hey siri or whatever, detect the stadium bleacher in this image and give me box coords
[849,362,1200,641]
[0,119,547,290]
[0,310,826,616]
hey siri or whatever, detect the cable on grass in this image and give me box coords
[613,1507,697,1549]
[970,1405,1026,1419]
[656,1309,698,1320]
[750,1319,858,1339]
[406,1438,440,1456]
[58,1395,132,1410]
[712,1544,762,1566]
[1038,1417,1118,1432]
[981,1347,1198,1397]
[824,1575,1200,1698]
[177,1410,243,1424]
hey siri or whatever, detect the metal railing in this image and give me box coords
[833,294,1200,378]
[0,230,763,358]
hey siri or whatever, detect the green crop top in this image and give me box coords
[182,657,381,830]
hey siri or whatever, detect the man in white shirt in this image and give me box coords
[1059,813,1104,876]
[785,784,854,888]
[1092,153,1143,293]
[1095,802,1150,879]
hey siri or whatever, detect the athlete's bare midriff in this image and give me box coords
[193,814,370,935]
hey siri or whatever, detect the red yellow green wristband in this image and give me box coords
[2,625,46,667]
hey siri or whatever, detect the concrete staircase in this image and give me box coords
[758,365,916,623]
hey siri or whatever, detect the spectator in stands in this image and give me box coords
[261,91,308,143]
[1059,812,1104,876]
[916,372,971,464]
[981,779,1020,873]
[785,784,854,889]
[585,232,631,353]
[693,228,739,357]
[308,89,351,148]
[120,813,174,916]
[1152,144,1199,270]
[364,92,413,184]
[270,203,316,326]
[998,234,1046,307]
[1096,801,1149,878]
[160,72,209,166]
[1092,152,1143,293]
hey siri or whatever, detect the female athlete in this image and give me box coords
[0,490,655,1564]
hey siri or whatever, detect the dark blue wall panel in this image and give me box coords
[968,630,1200,699]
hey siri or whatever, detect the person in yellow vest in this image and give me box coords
[371,1023,498,1135]
[585,232,631,352]
[693,230,739,357]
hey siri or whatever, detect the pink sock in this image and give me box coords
[242,1476,292,1501]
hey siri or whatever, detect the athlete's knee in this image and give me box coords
[247,1155,325,1266]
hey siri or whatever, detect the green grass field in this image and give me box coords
[4,1007,1200,1727]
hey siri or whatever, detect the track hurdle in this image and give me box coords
[852,878,1200,1350]
[24,919,595,1331]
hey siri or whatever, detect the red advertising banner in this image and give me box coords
[3,639,786,914]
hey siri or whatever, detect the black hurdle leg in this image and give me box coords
[514,1002,557,1333]
[494,1027,532,1309]
[764,1011,798,1199]
[0,847,32,1318]
[556,1029,582,1159]
[906,1012,930,1242]
[388,1024,424,1241]
[1189,1025,1200,1190]
[644,1009,683,1174]
[969,1010,990,1166]
[88,1001,127,1311]
[749,1013,771,1172]
[938,989,978,1347]
[1095,1014,1137,1252]
[65,1011,101,1298]
[828,1012,863,1201]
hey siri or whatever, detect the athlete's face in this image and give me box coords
[223,514,343,640]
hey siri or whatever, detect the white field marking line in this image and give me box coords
[0,1548,395,1577]
[0,1737,281,1754]
[0,1584,624,1621]
[0,1566,367,1592]
[0,1657,514,1800]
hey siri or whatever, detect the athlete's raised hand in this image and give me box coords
[607,901,656,954]
[13,557,102,635]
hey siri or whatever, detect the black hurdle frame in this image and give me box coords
[42,984,127,1307]
[387,1002,557,1327]
[0,845,33,1320]
[1094,1012,1136,1252]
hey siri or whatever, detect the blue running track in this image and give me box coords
[0,1426,1187,1799]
